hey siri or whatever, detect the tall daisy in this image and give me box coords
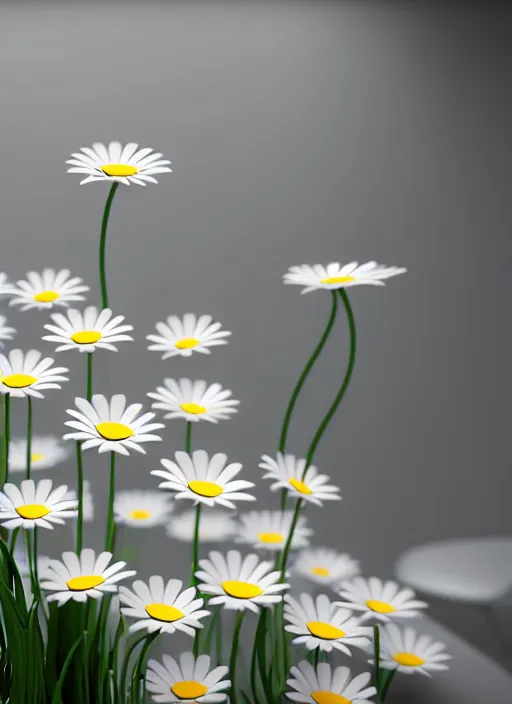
[42,307,133,353]
[284,593,372,655]
[147,313,231,359]
[336,577,428,623]
[287,662,377,704]
[146,653,230,703]
[40,548,136,605]
[66,141,172,186]
[167,508,236,543]
[371,624,451,676]
[148,378,239,423]
[236,510,312,552]
[8,435,71,472]
[119,577,209,636]
[114,490,173,528]
[63,394,164,455]
[283,261,407,294]
[0,315,16,346]
[0,350,68,399]
[292,548,361,588]
[152,450,255,508]
[196,550,289,613]
[259,453,341,506]
[0,479,77,530]
[8,269,89,311]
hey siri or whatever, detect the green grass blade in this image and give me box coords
[51,632,86,704]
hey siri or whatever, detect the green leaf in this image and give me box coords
[51,632,86,704]
[0,581,27,703]
[27,602,46,704]
[45,603,60,697]
[0,538,28,621]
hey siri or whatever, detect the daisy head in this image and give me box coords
[0,349,68,399]
[0,315,16,346]
[259,453,341,507]
[119,576,209,637]
[8,269,89,311]
[236,510,312,552]
[147,313,231,360]
[8,435,71,472]
[63,394,164,456]
[146,652,230,703]
[66,141,171,186]
[284,593,372,655]
[148,378,239,424]
[283,261,407,294]
[114,490,173,528]
[287,662,377,704]
[372,624,451,676]
[196,550,289,613]
[336,577,428,623]
[167,508,236,543]
[40,548,136,606]
[0,272,13,297]
[43,306,133,353]
[152,450,255,509]
[292,548,361,589]
[0,479,77,530]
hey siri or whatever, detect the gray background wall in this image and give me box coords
[1,0,511,699]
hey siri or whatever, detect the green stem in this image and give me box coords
[26,396,33,480]
[3,394,10,485]
[190,503,202,587]
[185,421,192,454]
[87,353,93,402]
[120,633,148,703]
[9,528,19,556]
[76,442,84,554]
[229,611,245,704]
[374,624,381,692]
[105,452,116,552]
[380,669,397,701]
[25,530,36,596]
[314,647,320,668]
[130,632,158,704]
[279,499,302,582]
[99,182,119,310]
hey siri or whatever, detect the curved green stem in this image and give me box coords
[9,528,19,556]
[76,442,84,553]
[130,632,158,704]
[185,421,192,454]
[279,499,302,582]
[26,396,33,479]
[120,633,148,702]
[3,394,10,485]
[229,611,245,704]
[87,353,93,402]
[380,668,397,701]
[105,452,116,552]
[99,182,119,310]
[373,624,381,692]
[190,504,202,589]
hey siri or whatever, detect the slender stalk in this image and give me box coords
[185,421,192,454]
[373,625,381,692]
[314,647,320,668]
[26,396,33,479]
[4,394,10,485]
[380,669,397,701]
[229,611,245,704]
[105,452,116,552]
[190,504,202,588]
[33,527,39,586]
[76,442,84,554]
[120,633,148,703]
[87,353,93,401]
[130,632,158,704]
[25,530,36,595]
[99,182,119,310]
[9,527,19,556]
[279,499,302,581]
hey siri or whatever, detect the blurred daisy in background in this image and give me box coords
[292,548,360,589]
[66,141,171,186]
[0,273,13,297]
[0,315,16,346]
[236,510,312,552]
[371,624,451,676]
[0,349,68,399]
[8,435,71,472]
[67,480,94,522]
[146,652,230,703]
[283,261,407,294]
[43,307,133,353]
[259,453,341,506]
[8,269,89,311]
[287,662,377,703]
[114,490,173,528]
[148,378,239,423]
[167,508,236,543]
[336,577,428,623]
[0,479,77,530]
[147,313,231,359]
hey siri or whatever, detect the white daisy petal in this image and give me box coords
[146,652,230,702]
[43,306,133,354]
[114,490,173,528]
[236,510,312,552]
[148,378,239,424]
[373,623,451,676]
[336,577,428,624]
[283,261,406,294]
[0,350,68,399]
[259,452,341,507]
[146,314,230,360]
[287,661,377,703]
[7,270,89,311]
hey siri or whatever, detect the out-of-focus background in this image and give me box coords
[0,1,511,700]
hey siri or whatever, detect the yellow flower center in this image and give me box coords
[95,422,134,441]
[66,575,105,591]
[288,478,313,495]
[145,603,184,622]
[222,580,264,599]
[34,290,60,303]
[101,163,138,177]
[188,480,223,498]
[129,509,151,520]
[366,599,396,614]
[16,503,50,520]
[1,374,37,389]
[258,532,284,544]
[31,453,44,463]
[180,402,207,415]
[320,276,355,285]
[312,693,350,704]
[311,566,331,577]
[175,337,200,350]
[71,330,103,345]
[170,681,208,700]
[393,652,426,667]
[306,621,345,640]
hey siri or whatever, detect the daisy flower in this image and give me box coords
[152,450,255,509]
[68,481,95,522]
[283,261,407,294]
[119,576,209,636]
[63,394,164,456]
[0,479,77,530]
[0,272,13,297]
[146,652,230,703]
[336,577,428,623]
[42,307,133,353]
[0,315,16,346]
[236,510,312,552]
[8,435,71,472]
[284,593,372,655]
[287,662,377,704]
[372,624,451,676]
[114,490,173,528]
[0,350,68,399]
[148,378,239,424]
[8,269,89,311]
[40,548,136,605]
[147,313,231,360]
[292,548,360,588]
[166,508,236,543]
[196,550,289,613]
[259,453,341,506]
[66,141,172,186]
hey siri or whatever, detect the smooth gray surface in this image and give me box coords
[1,1,511,699]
